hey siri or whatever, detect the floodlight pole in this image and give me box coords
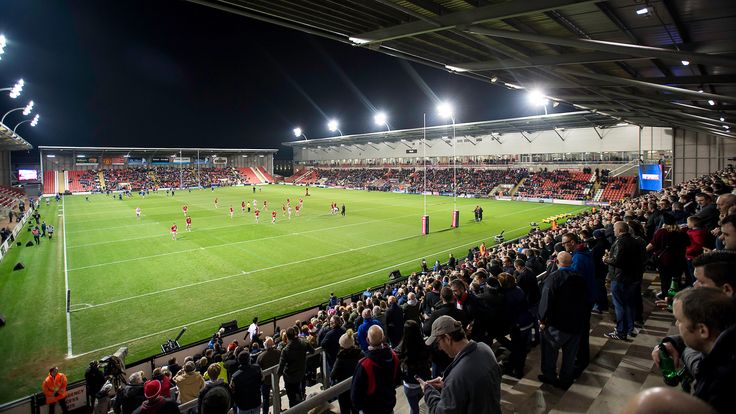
[179,149,183,189]
[451,115,457,212]
[12,118,32,135]
[1,107,25,124]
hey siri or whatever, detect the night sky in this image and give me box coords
[1,0,562,161]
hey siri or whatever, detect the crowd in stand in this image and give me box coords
[54,166,736,414]
[72,167,248,192]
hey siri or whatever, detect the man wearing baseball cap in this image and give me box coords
[420,316,501,414]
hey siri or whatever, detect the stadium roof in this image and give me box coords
[0,123,33,151]
[37,146,278,154]
[189,0,736,139]
[283,110,622,147]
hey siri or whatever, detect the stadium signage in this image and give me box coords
[213,157,227,165]
[127,157,144,165]
[102,156,125,166]
[151,156,171,164]
[75,156,99,165]
[172,157,191,164]
[405,149,418,154]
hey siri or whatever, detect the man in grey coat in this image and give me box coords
[420,316,501,414]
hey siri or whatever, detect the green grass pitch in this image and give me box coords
[0,185,587,402]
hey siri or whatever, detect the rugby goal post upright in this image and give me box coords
[451,210,459,228]
[422,215,430,235]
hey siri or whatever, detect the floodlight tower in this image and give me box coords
[437,101,459,228]
[13,113,39,136]
[293,127,307,140]
[0,79,24,98]
[374,111,390,131]
[1,100,34,125]
[327,119,343,136]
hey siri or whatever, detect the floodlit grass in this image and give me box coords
[0,185,586,402]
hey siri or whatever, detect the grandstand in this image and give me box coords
[38,147,277,195]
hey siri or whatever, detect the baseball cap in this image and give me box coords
[425,316,462,346]
[143,380,161,399]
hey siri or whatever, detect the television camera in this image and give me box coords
[494,230,505,243]
[161,326,187,353]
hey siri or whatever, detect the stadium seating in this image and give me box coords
[43,171,56,194]
[237,167,262,184]
[599,175,636,202]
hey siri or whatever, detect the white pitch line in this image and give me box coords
[63,196,73,357]
[68,222,536,359]
[70,203,569,308]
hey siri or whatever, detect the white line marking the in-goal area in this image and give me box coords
[67,221,543,359]
[63,196,73,357]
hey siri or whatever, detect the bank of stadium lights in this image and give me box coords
[327,119,343,136]
[12,114,39,136]
[374,111,390,131]
[0,35,6,60]
[1,100,34,124]
[0,79,24,99]
[293,127,307,140]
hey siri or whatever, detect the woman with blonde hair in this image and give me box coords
[330,330,361,414]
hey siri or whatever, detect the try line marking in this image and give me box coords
[69,203,557,307]
[68,222,539,359]
[63,196,73,357]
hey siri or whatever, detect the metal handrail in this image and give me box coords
[282,378,351,414]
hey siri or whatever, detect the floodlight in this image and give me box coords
[348,37,370,45]
[436,102,454,120]
[0,35,5,59]
[708,100,715,106]
[636,7,649,15]
[293,127,302,137]
[374,111,387,126]
[328,119,339,132]
[527,89,548,107]
[22,100,34,115]
[30,114,39,126]
[490,76,498,83]
[720,116,725,122]
[681,60,690,66]
[9,79,23,98]
[445,65,467,73]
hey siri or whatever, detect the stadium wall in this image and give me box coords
[672,128,736,184]
[292,126,672,162]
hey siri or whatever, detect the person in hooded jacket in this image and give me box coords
[351,325,399,414]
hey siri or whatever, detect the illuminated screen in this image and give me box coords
[638,164,662,191]
[18,169,38,181]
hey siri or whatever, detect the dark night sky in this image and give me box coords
[1,0,561,161]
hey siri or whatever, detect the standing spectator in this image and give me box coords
[685,216,713,286]
[402,292,421,325]
[692,193,719,230]
[350,325,399,414]
[277,327,314,408]
[422,287,466,337]
[648,213,690,297]
[172,361,205,404]
[230,351,262,414]
[672,287,736,413]
[256,338,280,414]
[384,296,404,347]
[718,214,736,251]
[421,281,442,318]
[331,330,361,414]
[590,229,611,312]
[132,380,180,414]
[397,320,431,414]
[498,273,534,379]
[42,367,69,414]
[356,309,381,352]
[114,372,145,414]
[421,316,501,414]
[561,232,595,376]
[538,252,588,389]
[450,279,489,344]
[198,365,230,414]
[319,316,345,377]
[604,222,646,340]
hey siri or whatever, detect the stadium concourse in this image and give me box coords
[3,166,730,414]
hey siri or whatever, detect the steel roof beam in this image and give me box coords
[465,27,736,68]
[452,51,646,71]
[349,0,602,44]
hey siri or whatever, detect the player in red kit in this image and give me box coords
[171,223,177,240]
[185,216,192,231]
[241,200,246,214]
[271,210,277,224]
[182,205,188,217]
[295,204,301,216]
[254,208,260,223]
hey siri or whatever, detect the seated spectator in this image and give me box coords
[131,380,180,414]
[198,365,230,414]
[113,371,145,414]
[172,361,204,404]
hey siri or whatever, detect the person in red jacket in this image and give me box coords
[686,216,714,286]
[42,367,68,414]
